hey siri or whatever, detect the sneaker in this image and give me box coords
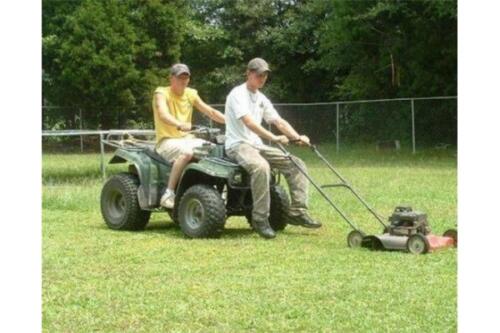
[287,212,322,229]
[160,189,175,209]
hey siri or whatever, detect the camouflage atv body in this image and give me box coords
[100,128,289,238]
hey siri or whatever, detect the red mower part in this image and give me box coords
[427,234,456,252]
[443,229,458,246]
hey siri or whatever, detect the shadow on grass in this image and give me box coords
[94,219,317,240]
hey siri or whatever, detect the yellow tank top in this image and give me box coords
[152,86,199,142]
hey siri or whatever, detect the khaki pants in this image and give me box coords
[226,143,309,222]
[156,136,206,162]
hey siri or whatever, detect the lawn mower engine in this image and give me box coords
[361,206,457,254]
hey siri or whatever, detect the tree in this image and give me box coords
[42,0,187,128]
[43,0,457,142]
[312,0,457,99]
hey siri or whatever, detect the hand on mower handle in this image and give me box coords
[298,135,310,146]
[272,135,289,145]
[290,135,311,147]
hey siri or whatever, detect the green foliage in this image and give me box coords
[180,0,456,103]
[43,0,187,128]
[43,0,457,143]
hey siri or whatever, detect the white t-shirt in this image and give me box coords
[224,83,281,149]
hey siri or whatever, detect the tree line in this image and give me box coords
[43,0,457,135]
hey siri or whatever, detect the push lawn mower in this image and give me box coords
[275,142,457,255]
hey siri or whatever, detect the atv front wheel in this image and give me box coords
[100,173,151,230]
[178,185,226,238]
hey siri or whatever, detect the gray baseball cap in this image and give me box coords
[170,63,191,76]
[247,58,271,74]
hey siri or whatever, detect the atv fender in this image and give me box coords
[176,158,243,195]
[109,148,171,209]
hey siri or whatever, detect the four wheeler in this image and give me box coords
[100,126,290,238]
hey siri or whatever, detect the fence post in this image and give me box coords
[79,109,84,153]
[99,132,106,180]
[336,103,340,153]
[411,99,416,154]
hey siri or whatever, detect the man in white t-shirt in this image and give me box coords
[225,58,322,239]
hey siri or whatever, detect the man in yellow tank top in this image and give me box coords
[152,63,225,208]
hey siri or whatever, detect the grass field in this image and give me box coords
[42,145,457,332]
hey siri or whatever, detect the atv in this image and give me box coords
[99,126,289,238]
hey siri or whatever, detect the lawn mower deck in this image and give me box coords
[358,206,457,254]
[360,230,457,254]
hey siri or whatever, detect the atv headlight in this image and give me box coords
[232,171,243,184]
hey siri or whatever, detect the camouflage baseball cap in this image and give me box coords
[247,58,271,74]
[170,63,191,76]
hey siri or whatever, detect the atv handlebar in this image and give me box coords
[186,125,221,136]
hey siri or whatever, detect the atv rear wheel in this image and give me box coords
[101,173,151,230]
[245,185,290,232]
[178,185,226,238]
[407,233,430,254]
[269,185,290,231]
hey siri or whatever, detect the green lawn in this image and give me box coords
[42,145,457,332]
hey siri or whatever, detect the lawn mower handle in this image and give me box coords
[275,142,388,231]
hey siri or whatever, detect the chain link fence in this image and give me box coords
[42,96,456,153]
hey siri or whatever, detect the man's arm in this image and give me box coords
[194,98,225,124]
[241,115,289,144]
[154,93,191,131]
[270,118,310,145]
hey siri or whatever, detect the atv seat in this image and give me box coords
[221,145,239,164]
[143,147,172,166]
[222,155,239,164]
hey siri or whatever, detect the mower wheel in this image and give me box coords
[269,185,290,231]
[347,230,365,248]
[406,233,430,254]
[100,173,151,230]
[443,229,457,247]
[178,184,226,238]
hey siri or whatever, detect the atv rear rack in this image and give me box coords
[101,130,156,151]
